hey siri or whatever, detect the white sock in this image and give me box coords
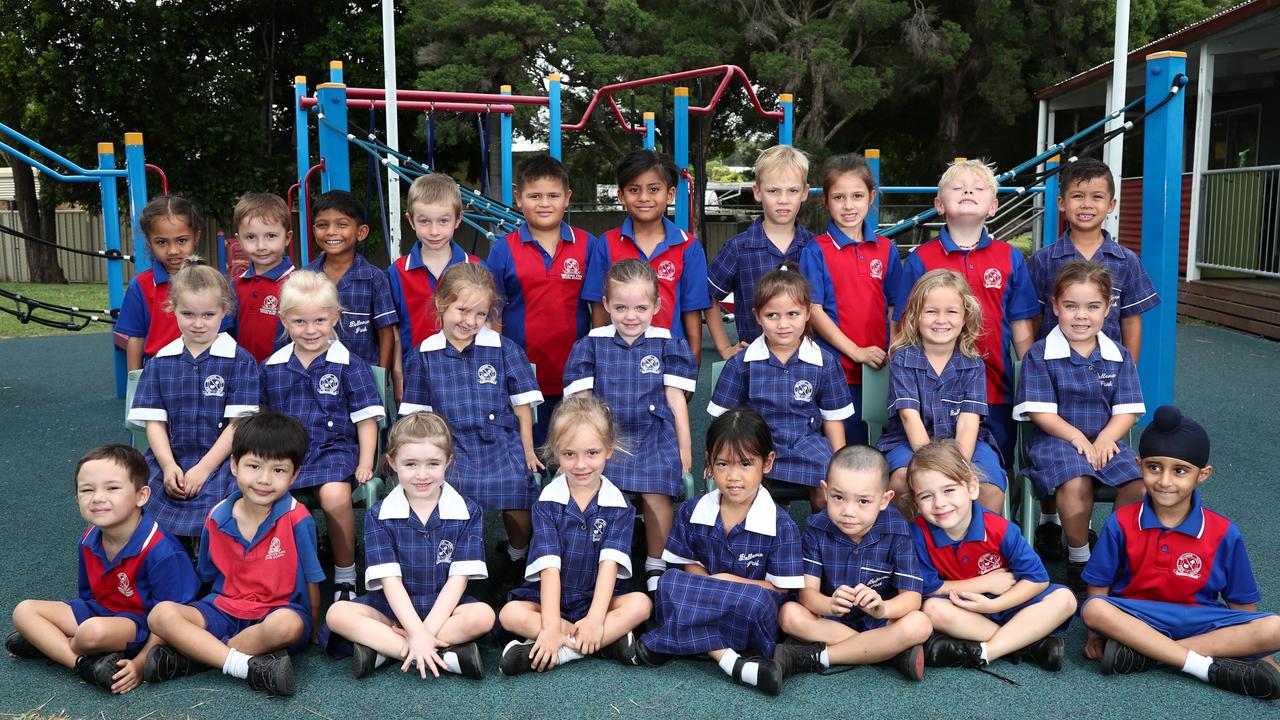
[1068,544,1091,563]
[334,564,356,586]
[644,556,666,574]
[819,647,831,668]
[556,643,584,665]
[222,649,251,679]
[718,649,758,685]
[1182,650,1212,682]
[979,642,991,664]
[1039,513,1061,526]
[507,543,528,561]
[442,651,461,674]
[373,653,388,669]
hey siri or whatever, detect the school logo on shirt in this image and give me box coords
[318,373,341,396]
[477,364,498,385]
[738,551,764,568]
[436,539,454,564]
[1175,552,1203,579]
[639,355,661,375]
[977,552,1004,575]
[260,295,280,316]
[869,259,884,280]
[117,572,135,598]
[203,374,226,398]
[656,260,677,281]
[561,258,582,280]
[793,380,814,402]
[982,268,1003,289]
[592,518,607,542]
[265,537,286,560]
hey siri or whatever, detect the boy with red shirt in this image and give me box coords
[230,193,295,361]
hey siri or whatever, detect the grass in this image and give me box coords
[0,282,113,339]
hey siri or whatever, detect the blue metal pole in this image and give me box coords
[1139,51,1187,413]
[674,87,689,232]
[316,82,351,194]
[122,133,150,272]
[779,93,794,146]
[866,148,880,233]
[500,85,513,207]
[216,230,228,274]
[329,60,343,84]
[295,75,311,256]
[643,112,655,149]
[98,143,127,398]
[1042,155,1061,246]
[548,74,562,160]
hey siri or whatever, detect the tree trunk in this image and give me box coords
[3,151,68,284]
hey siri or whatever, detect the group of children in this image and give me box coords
[7,145,1279,701]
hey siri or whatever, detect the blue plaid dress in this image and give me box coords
[706,217,815,344]
[508,476,636,622]
[128,334,259,537]
[306,254,400,367]
[563,326,698,497]
[641,487,805,657]
[1028,230,1160,343]
[260,340,385,490]
[400,327,543,510]
[708,337,852,488]
[1014,328,1145,495]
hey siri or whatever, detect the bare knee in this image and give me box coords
[265,609,305,642]
[1044,587,1078,616]
[12,599,40,624]
[1079,596,1113,627]
[896,610,934,645]
[922,598,956,626]
[147,601,184,633]
[1256,615,1280,648]
[777,601,812,635]
[72,618,115,651]
[319,483,353,513]
[462,603,497,636]
[621,592,652,624]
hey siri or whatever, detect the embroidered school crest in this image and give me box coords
[477,364,498,385]
[639,355,661,375]
[260,295,280,315]
[870,259,884,280]
[982,268,1003,289]
[318,373,340,395]
[117,572,135,598]
[436,539,454,564]
[203,374,226,398]
[977,552,1004,575]
[561,258,582,280]
[265,537,286,560]
[793,380,814,402]
[656,260,677,281]
[1175,552,1203,579]
[592,518,607,542]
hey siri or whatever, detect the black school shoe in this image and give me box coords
[1067,562,1088,596]
[1010,636,1064,671]
[74,652,124,690]
[144,645,209,682]
[246,650,295,697]
[1207,658,1280,700]
[923,634,985,668]
[5,631,43,660]
[731,653,784,696]
[352,642,382,679]
[499,640,536,676]
[332,583,358,603]
[888,644,926,681]
[1101,638,1152,675]
[774,641,825,678]
[595,631,635,664]
[444,641,484,679]
[1034,522,1065,561]
[624,638,670,668]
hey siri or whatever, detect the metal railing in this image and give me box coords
[1197,164,1280,278]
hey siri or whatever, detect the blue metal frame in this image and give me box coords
[316,82,351,197]
[866,149,881,231]
[500,85,513,207]
[1042,155,1061,245]
[778,93,793,146]
[673,87,689,232]
[294,76,311,253]
[643,112,655,150]
[97,143,127,398]
[548,74,562,160]
[123,133,151,271]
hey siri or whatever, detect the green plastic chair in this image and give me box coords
[860,363,890,445]
[124,369,150,453]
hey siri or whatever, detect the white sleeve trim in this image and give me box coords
[1120,291,1158,310]
[127,408,167,427]
[563,377,594,396]
[524,554,561,581]
[350,405,386,423]
[364,562,402,590]
[661,550,702,567]
[599,548,633,579]
[1012,401,1057,421]
[706,401,730,417]
[664,374,697,392]
[223,404,258,418]
[766,573,806,590]
[821,403,855,421]
[1112,403,1146,416]
[510,390,544,407]
[398,402,433,416]
[447,560,488,580]
[895,571,925,582]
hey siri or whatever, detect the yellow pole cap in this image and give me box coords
[316,83,347,89]
[675,87,689,97]
[1146,51,1188,60]
[548,73,561,81]
[330,60,344,70]
[779,94,793,103]
[97,142,114,154]
[643,112,655,120]
[500,85,512,93]
[124,132,144,146]
[865,149,880,159]
[294,75,307,84]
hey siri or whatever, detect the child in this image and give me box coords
[878,269,1005,514]
[564,259,697,594]
[707,145,815,357]
[708,265,852,510]
[144,412,324,697]
[324,413,494,680]
[308,189,399,370]
[498,396,653,675]
[7,445,199,694]
[776,445,932,680]
[1080,406,1280,699]
[399,263,543,587]
[260,270,385,601]
[895,159,1039,470]
[909,441,1076,671]
[1014,261,1145,593]
[581,149,712,364]
[127,257,260,541]
[625,408,806,696]
[800,153,905,445]
[485,154,601,445]
[230,193,295,362]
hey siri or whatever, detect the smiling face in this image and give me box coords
[918,286,966,352]
[754,168,808,227]
[556,424,613,490]
[825,172,874,236]
[237,216,291,273]
[605,279,659,342]
[147,214,199,274]
[1141,455,1212,517]
[390,438,451,504]
[1052,280,1111,345]
[231,452,298,509]
[409,202,462,253]
[440,286,493,348]
[755,292,809,354]
[173,287,227,353]
[823,467,891,543]
[935,169,998,225]
[709,446,775,506]
[1059,177,1116,236]
[516,177,572,234]
[911,468,979,540]
[282,300,338,356]
[312,208,369,259]
[618,168,675,224]
[76,458,148,532]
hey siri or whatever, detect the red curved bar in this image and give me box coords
[144,163,170,196]
[300,159,325,225]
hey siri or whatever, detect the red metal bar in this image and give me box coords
[343,87,549,105]
[144,163,169,195]
[300,96,514,114]
[286,182,300,212]
[681,168,696,231]
[300,159,325,233]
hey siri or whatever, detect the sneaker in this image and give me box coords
[774,641,825,678]
[246,651,294,697]
[144,645,207,683]
[734,654,784,696]
[499,640,536,676]
[595,632,635,664]
[1012,636,1064,671]
[923,634,984,668]
[444,641,483,679]
[1034,522,1065,561]
[1207,658,1280,700]
[74,653,123,690]
[332,583,357,603]
[5,631,43,660]
[1067,562,1088,595]
[889,644,925,681]
[1100,638,1152,675]
[352,642,382,679]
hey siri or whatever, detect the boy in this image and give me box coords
[143,412,324,697]
[581,150,712,365]
[308,190,399,370]
[7,445,199,694]
[230,193,295,361]
[776,445,932,680]
[706,145,815,358]
[1080,405,1280,699]
[485,154,600,444]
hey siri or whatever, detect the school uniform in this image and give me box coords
[707,336,852,488]
[563,326,698,497]
[1013,327,1145,496]
[802,506,924,631]
[913,502,1071,636]
[260,340,386,490]
[877,345,1006,490]
[127,333,260,536]
[400,327,543,510]
[193,492,326,653]
[387,241,482,351]
[306,253,399,367]
[1081,491,1276,658]
[641,487,805,657]
[508,476,635,622]
[231,259,294,362]
[706,217,815,344]
[1028,230,1160,343]
[581,216,712,345]
[116,265,235,361]
[66,515,200,654]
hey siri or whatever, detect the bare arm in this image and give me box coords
[682,310,703,367]
[899,408,932,452]
[809,303,884,368]
[1011,319,1035,360]
[514,404,544,472]
[422,574,470,636]
[704,307,744,360]
[377,325,396,370]
[1120,315,1143,362]
[665,385,692,475]
[354,417,378,483]
[821,420,846,452]
[590,303,608,329]
[954,412,979,460]
[126,336,145,372]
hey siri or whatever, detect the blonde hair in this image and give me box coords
[279,269,341,315]
[604,258,659,304]
[232,192,291,233]
[541,395,624,463]
[407,174,463,217]
[167,256,233,313]
[906,440,979,495]
[385,412,455,472]
[938,159,997,193]
[890,269,984,357]
[433,262,502,322]
[754,145,810,184]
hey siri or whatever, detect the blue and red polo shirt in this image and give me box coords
[911,501,1047,594]
[387,241,481,350]
[486,222,598,395]
[231,259,294,362]
[117,265,235,359]
[1081,491,1262,607]
[800,220,905,384]
[895,227,1039,404]
[77,514,200,620]
[581,216,711,345]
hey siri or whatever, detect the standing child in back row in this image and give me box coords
[230,193,294,362]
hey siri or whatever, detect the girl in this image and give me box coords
[799,153,905,445]
[323,413,494,680]
[127,257,259,541]
[399,263,543,588]
[1014,261,1145,592]
[260,270,385,601]
[878,269,1005,515]
[909,441,1076,671]
[562,259,697,595]
[708,265,852,510]
[497,396,653,675]
[627,408,806,697]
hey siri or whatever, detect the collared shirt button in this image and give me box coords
[327,420,334,428]
[489,413,496,420]
[649,404,656,411]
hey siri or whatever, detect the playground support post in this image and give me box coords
[329,60,343,84]
[866,149,880,231]
[673,87,690,232]
[315,83,351,261]
[1041,155,1061,244]
[294,76,311,254]
[500,85,513,207]
[123,133,151,271]
[97,143,126,398]
[381,1,403,255]
[779,94,793,146]
[1139,51,1187,413]
[548,74,562,160]
[643,112,655,150]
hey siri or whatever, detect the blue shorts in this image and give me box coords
[844,384,868,446]
[191,600,312,654]
[885,441,1007,492]
[928,583,1073,637]
[986,404,1016,472]
[532,394,562,449]
[1081,596,1278,660]
[64,599,148,655]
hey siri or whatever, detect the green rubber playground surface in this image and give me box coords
[1,325,1277,719]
